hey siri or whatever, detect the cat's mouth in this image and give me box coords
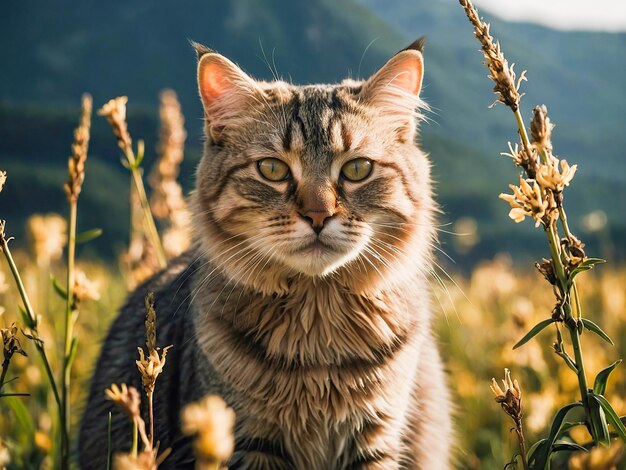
[296,238,336,255]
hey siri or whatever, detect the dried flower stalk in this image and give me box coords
[64,94,93,203]
[491,369,528,470]
[149,90,191,259]
[99,96,167,268]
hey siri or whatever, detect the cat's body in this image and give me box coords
[80,40,452,469]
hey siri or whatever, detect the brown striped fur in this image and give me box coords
[79,40,452,469]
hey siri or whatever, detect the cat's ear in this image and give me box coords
[359,38,425,139]
[195,44,261,142]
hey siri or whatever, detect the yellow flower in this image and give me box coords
[105,383,141,420]
[499,176,555,227]
[74,269,101,302]
[536,156,577,192]
[181,395,236,466]
[0,171,6,193]
[26,213,67,266]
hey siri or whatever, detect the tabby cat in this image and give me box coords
[79,38,452,469]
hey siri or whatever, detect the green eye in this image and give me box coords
[257,158,290,181]
[341,158,373,182]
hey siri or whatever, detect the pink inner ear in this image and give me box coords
[199,59,231,107]
[389,56,423,96]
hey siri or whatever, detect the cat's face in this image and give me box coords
[193,41,435,290]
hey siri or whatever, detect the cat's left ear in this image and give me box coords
[360,38,425,138]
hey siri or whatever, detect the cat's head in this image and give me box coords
[192,40,436,294]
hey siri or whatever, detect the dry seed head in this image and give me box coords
[490,368,523,423]
[458,0,526,111]
[144,292,157,353]
[569,440,624,470]
[0,438,9,468]
[530,105,554,153]
[535,258,558,286]
[502,142,539,178]
[149,89,191,259]
[181,395,236,467]
[26,214,67,266]
[98,96,133,154]
[536,156,577,193]
[113,450,157,470]
[1,323,27,359]
[105,383,141,420]
[73,269,101,302]
[0,171,6,193]
[499,177,553,228]
[136,346,171,394]
[64,94,93,203]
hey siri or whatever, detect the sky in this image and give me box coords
[472,0,626,32]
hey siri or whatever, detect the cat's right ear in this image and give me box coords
[194,44,261,143]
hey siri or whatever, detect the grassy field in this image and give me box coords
[1,238,625,468]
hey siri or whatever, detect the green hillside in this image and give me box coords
[1,0,624,263]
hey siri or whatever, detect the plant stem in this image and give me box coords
[0,231,65,456]
[123,145,167,268]
[131,420,139,457]
[61,201,77,469]
[0,357,10,393]
[148,390,154,448]
[515,420,529,470]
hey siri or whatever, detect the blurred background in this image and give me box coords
[1,0,625,468]
[2,0,624,266]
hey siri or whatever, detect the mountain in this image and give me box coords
[1,0,624,263]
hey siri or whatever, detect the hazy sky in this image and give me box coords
[473,0,626,32]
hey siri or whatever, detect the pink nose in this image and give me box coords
[297,184,337,234]
[301,209,334,234]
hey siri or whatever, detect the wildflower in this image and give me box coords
[1,323,27,359]
[113,450,157,470]
[0,438,9,468]
[0,171,6,193]
[458,0,526,111]
[98,97,132,153]
[181,395,236,468]
[499,177,556,227]
[136,293,171,395]
[536,156,577,193]
[535,258,558,286]
[25,214,68,266]
[149,90,191,259]
[73,269,101,302]
[64,94,92,203]
[491,368,523,423]
[569,441,624,470]
[502,142,538,177]
[105,383,141,420]
[530,105,554,154]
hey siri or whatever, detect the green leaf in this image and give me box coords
[581,318,614,345]
[5,395,36,448]
[76,228,103,244]
[534,402,583,469]
[592,393,626,443]
[569,258,606,283]
[132,140,145,169]
[594,360,622,396]
[527,438,548,465]
[51,275,68,300]
[589,397,611,445]
[67,337,78,369]
[552,440,588,453]
[513,319,555,350]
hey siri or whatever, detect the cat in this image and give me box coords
[79,38,452,469]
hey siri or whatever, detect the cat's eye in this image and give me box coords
[341,158,373,182]
[257,158,290,182]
